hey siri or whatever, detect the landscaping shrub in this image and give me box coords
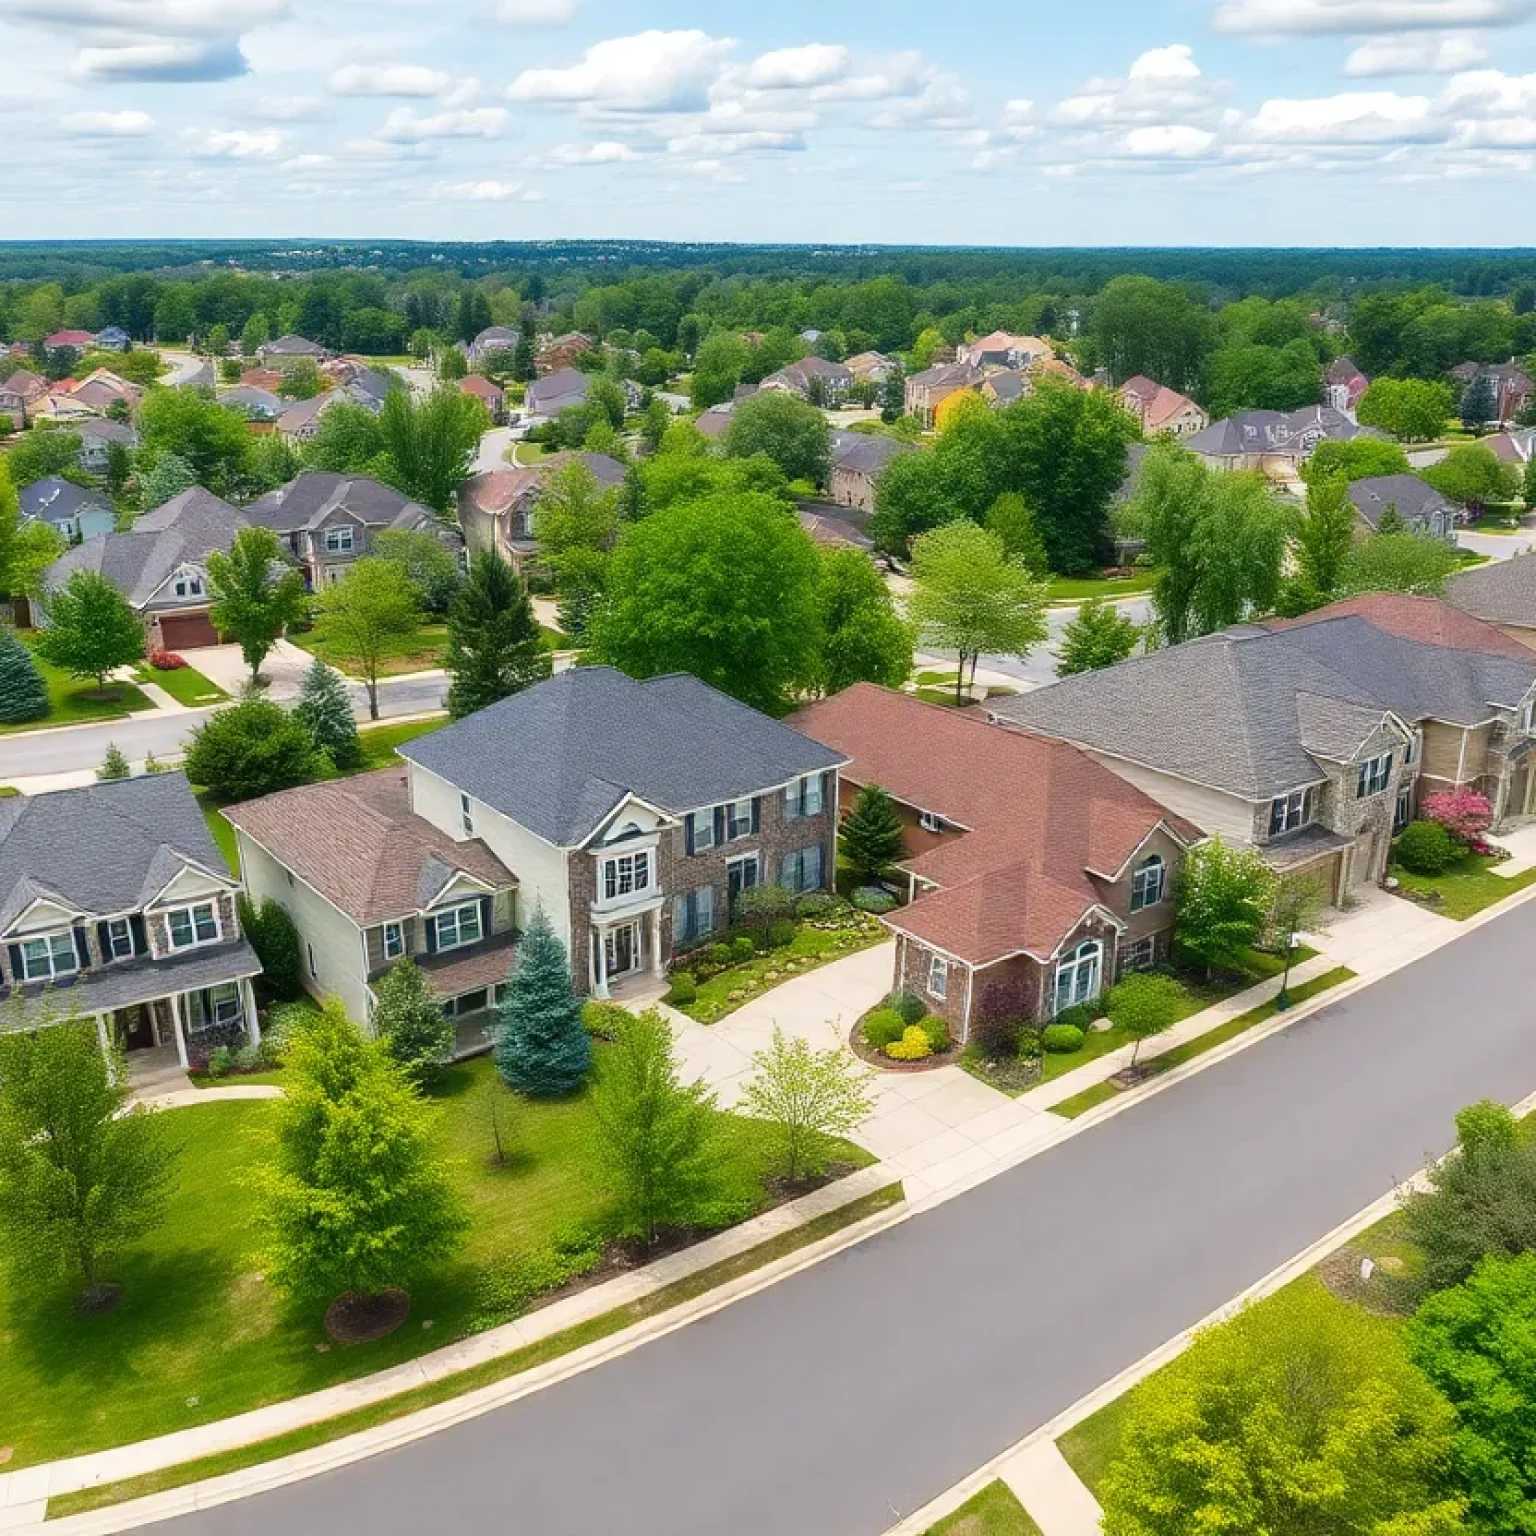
[709,941,734,969]
[1395,818,1462,876]
[919,1015,951,1052]
[205,1045,234,1078]
[148,649,187,671]
[796,892,839,919]
[1420,787,1493,849]
[730,935,756,964]
[581,1001,630,1040]
[971,979,1030,1056]
[889,991,927,1026]
[238,894,304,1001]
[766,918,796,950]
[1051,1001,1102,1031]
[0,630,48,724]
[852,886,897,914]
[862,1008,907,1051]
[233,1045,262,1073]
[667,972,698,1005]
[1041,1023,1086,1054]
[885,1026,933,1061]
[183,697,326,802]
[471,1240,603,1328]
[740,882,797,925]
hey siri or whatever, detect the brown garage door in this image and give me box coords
[159,611,220,650]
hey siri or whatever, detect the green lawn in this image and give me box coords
[676,915,887,1025]
[1050,966,1356,1119]
[539,624,569,651]
[134,662,228,708]
[291,622,449,678]
[925,1481,1042,1536]
[0,638,155,736]
[1390,854,1536,921]
[509,441,549,466]
[1045,571,1157,604]
[2,1057,869,1469]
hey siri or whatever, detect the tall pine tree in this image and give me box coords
[0,629,48,723]
[841,783,905,884]
[372,957,454,1086]
[445,550,550,720]
[494,908,590,1097]
[293,657,360,769]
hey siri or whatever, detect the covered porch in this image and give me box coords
[587,899,667,1000]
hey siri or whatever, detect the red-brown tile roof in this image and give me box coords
[788,685,1201,967]
[223,767,515,926]
[1265,592,1532,660]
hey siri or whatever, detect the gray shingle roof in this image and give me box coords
[1347,474,1453,532]
[46,488,247,608]
[527,369,589,414]
[830,431,911,477]
[0,774,231,932]
[1446,553,1536,628]
[245,473,434,535]
[20,477,110,527]
[1186,406,1376,458]
[3,942,261,1021]
[398,666,846,846]
[990,616,1536,799]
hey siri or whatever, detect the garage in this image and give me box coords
[158,611,220,650]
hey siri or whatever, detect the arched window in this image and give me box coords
[1130,854,1166,912]
[1053,940,1103,1016]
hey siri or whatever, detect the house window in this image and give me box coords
[1052,940,1103,1017]
[1404,732,1419,765]
[779,844,826,894]
[443,988,489,1020]
[602,851,652,902]
[166,901,220,950]
[171,568,204,599]
[785,774,824,820]
[927,954,948,1000]
[688,808,716,854]
[1268,788,1315,837]
[323,526,355,554]
[673,885,717,945]
[1356,752,1394,799]
[382,921,405,960]
[105,918,135,960]
[18,931,78,982]
[919,811,943,834]
[459,792,475,838]
[1395,785,1414,833]
[512,509,533,539]
[1129,855,1166,912]
[188,983,242,1031]
[432,903,483,951]
[1120,935,1157,976]
[727,798,756,841]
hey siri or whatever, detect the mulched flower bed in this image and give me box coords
[847,1019,959,1073]
[325,1287,411,1343]
[960,1050,1041,1094]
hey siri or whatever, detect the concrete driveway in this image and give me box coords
[193,639,316,701]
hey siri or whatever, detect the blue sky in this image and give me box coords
[4,0,1536,244]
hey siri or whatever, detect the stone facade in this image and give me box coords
[362,888,517,978]
[145,891,240,960]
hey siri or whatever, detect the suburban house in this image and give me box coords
[460,374,506,424]
[1186,406,1385,478]
[847,351,897,383]
[94,326,131,351]
[225,768,519,1041]
[0,368,47,425]
[69,368,141,416]
[693,404,734,440]
[1446,554,1536,651]
[468,325,519,367]
[1452,359,1533,425]
[218,385,284,422]
[19,477,115,542]
[760,356,854,403]
[245,472,454,589]
[458,452,625,569]
[990,597,1536,899]
[1325,356,1369,417]
[391,667,845,998]
[536,333,595,373]
[257,334,330,369]
[1484,427,1536,469]
[957,332,1053,370]
[1118,375,1209,437]
[828,430,911,512]
[905,361,984,427]
[42,487,249,650]
[797,506,875,553]
[238,366,286,393]
[1348,473,1458,539]
[981,370,1029,408]
[790,686,1202,1038]
[43,329,97,352]
[0,774,261,1077]
[526,368,590,421]
[75,416,138,471]
[274,375,390,445]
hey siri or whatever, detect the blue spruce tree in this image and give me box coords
[494,907,590,1096]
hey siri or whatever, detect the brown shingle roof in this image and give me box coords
[1265,592,1532,660]
[788,686,1201,967]
[224,767,515,926]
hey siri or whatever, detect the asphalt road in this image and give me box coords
[153,901,1536,1536]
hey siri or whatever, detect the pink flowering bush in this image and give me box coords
[1420,788,1493,851]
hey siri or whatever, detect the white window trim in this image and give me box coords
[171,567,204,599]
[18,930,79,983]
[919,810,943,834]
[433,902,483,952]
[727,797,755,842]
[601,850,653,903]
[382,920,405,960]
[1129,856,1165,913]
[105,917,135,961]
[1269,787,1315,837]
[688,808,716,853]
[323,525,356,554]
[927,953,947,1000]
[459,792,475,839]
[1052,940,1103,1017]
[165,900,221,951]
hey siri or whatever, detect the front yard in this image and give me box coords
[291,621,450,678]
[0,1056,869,1469]
[133,661,228,708]
[1390,853,1536,921]
[0,634,156,736]
[1045,570,1157,604]
[925,1481,1042,1535]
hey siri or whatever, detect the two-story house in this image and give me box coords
[397,667,845,998]
[456,453,626,571]
[1186,406,1386,479]
[791,686,1202,1037]
[990,597,1536,902]
[1118,376,1209,438]
[0,775,261,1078]
[20,476,115,543]
[225,768,518,1044]
[245,472,459,589]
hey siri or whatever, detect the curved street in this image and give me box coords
[146,898,1536,1536]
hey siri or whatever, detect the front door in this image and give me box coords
[604,922,640,980]
[117,1005,155,1051]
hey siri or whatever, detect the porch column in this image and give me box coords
[169,992,190,1070]
[242,977,261,1047]
[593,926,609,1000]
[650,907,665,979]
[95,1014,117,1084]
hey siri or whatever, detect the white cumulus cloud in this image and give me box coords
[545,139,640,164]
[1214,0,1536,33]
[73,37,247,79]
[438,178,525,199]
[1345,31,1489,72]
[1124,123,1216,154]
[191,127,284,157]
[1129,43,1202,79]
[329,63,451,97]
[508,29,733,112]
[377,105,507,140]
[1246,89,1442,140]
[61,108,155,134]
[742,44,849,90]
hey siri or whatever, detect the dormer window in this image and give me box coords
[1268,788,1316,837]
[166,901,220,950]
[919,811,943,834]
[172,567,204,599]
[1129,854,1166,912]
[17,931,79,982]
[324,526,355,554]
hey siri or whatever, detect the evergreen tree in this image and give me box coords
[445,550,550,720]
[494,907,591,1097]
[880,366,906,424]
[293,656,360,769]
[237,894,304,1000]
[97,742,130,781]
[372,957,454,1086]
[1460,373,1497,435]
[1376,503,1409,535]
[841,783,904,884]
[0,629,48,723]
[512,331,537,383]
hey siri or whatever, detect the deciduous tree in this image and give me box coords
[1341,531,1460,596]
[1106,973,1185,1073]
[372,957,454,1087]
[376,385,485,514]
[1423,442,1520,515]
[206,525,309,686]
[184,697,325,800]
[1057,597,1140,676]
[815,547,913,694]
[312,558,421,720]
[137,388,252,496]
[740,1027,873,1184]
[723,391,832,487]
[1357,377,1456,442]
[1174,838,1277,979]
[35,569,145,691]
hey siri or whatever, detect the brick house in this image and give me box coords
[460,374,506,424]
[396,668,845,998]
[790,686,1202,1041]
[828,430,911,513]
[0,775,261,1076]
[1117,375,1209,437]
